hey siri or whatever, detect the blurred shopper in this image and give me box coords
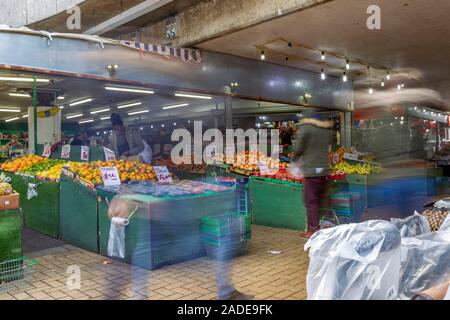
[69,133,85,146]
[110,113,152,162]
[291,110,333,239]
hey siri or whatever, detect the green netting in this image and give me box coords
[97,189,237,270]
[249,176,307,231]
[1,171,59,238]
[0,209,22,263]
[60,176,99,253]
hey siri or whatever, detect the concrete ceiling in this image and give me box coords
[197,0,450,102]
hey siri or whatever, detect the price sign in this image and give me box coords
[154,144,161,154]
[61,144,71,159]
[42,144,52,158]
[163,144,173,155]
[100,166,121,187]
[103,147,116,161]
[257,160,270,175]
[343,153,358,161]
[81,146,89,162]
[154,166,173,183]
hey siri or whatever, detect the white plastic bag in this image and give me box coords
[27,183,38,200]
[304,220,401,300]
[107,217,129,259]
[439,214,450,232]
[287,159,303,179]
[391,212,431,238]
[399,230,450,299]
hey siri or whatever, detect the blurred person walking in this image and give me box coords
[291,110,333,239]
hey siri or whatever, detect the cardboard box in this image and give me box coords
[0,192,20,210]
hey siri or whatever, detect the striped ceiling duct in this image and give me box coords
[119,41,202,64]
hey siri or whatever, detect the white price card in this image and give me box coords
[103,147,116,161]
[153,166,173,183]
[61,144,71,159]
[204,145,217,164]
[101,166,121,187]
[81,146,89,162]
[257,160,270,175]
[42,143,52,158]
[163,144,173,155]
[343,153,358,161]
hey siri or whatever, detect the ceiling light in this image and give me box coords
[117,102,142,109]
[22,114,28,118]
[79,119,94,124]
[96,132,100,136]
[105,86,154,94]
[151,125,154,128]
[414,106,418,110]
[100,116,110,120]
[0,77,49,83]
[128,110,149,115]
[57,96,65,100]
[260,51,265,61]
[342,72,348,82]
[321,51,325,60]
[386,72,391,80]
[90,108,110,114]
[174,122,177,126]
[66,113,83,119]
[369,88,374,94]
[69,98,92,106]
[381,80,385,87]
[161,124,165,128]
[174,93,212,100]
[5,117,19,122]
[162,103,190,110]
[401,84,405,88]
[59,106,64,109]
[320,69,326,80]
[346,60,350,70]
[0,108,21,113]
[397,84,402,90]
[9,93,30,98]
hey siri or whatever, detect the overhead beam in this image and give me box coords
[136,0,334,46]
[84,0,174,35]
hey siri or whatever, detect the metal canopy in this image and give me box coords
[0,29,352,109]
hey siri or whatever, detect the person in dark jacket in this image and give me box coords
[291,110,333,239]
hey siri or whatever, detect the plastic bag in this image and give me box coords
[439,213,450,232]
[107,217,129,259]
[434,198,450,209]
[391,212,431,238]
[399,230,450,299]
[304,220,401,300]
[287,159,303,179]
[27,183,38,200]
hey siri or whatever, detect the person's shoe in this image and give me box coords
[299,230,315,239]
[219,289,254,300]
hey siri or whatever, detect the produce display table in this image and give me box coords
[1,171,59,238]
[249,176,307,231]
[97,185,237,270]
[0,209,22,262]
[60,174,99,253]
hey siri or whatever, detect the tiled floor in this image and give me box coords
[0,225,309,300]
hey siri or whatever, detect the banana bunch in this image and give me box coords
[332,161,381,175]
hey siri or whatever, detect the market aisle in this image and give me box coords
[0,226,309,300]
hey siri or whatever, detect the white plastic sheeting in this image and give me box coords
[304,220,401,300]
[391,212,431,238]
[399,230,450,299]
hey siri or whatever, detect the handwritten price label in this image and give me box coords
[100,166,121,187]
[61,144,71,159]
[257,160,270,175]
[103,147,116,161]
[42,144,52,158]
[153,166,173,183]
[81,146,89,162]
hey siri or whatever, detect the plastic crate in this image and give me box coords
[329,192,362,218]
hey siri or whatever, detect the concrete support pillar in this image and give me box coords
[224,95,233,130]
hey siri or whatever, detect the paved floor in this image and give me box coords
[0,225,309,300]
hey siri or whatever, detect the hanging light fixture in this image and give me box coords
[260,51,265,60]
[320,69,326,80]
[342,72,348,82]
[346,60,350,70]
[386,72,391,80]
[321,51,325,60]
[369,87,374,94]
[381,80,385,87]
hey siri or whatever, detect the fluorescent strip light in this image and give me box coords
[9,93,30,98]
[117,102,142,109]
[69,98,92,106]
[100,116,110,120]
[105,86,154,94]
[79,119,94,124]
[5,117,19,122]
[162,103,190,110]
[22,114,28,118]
[90,108,110,114]
[66,113,83,119]
[0,108,21,113]
[57,96,65,100]
[128,110,149,116]
[174,93,212,100]
[0,77,49,83]
[59,106,64,109]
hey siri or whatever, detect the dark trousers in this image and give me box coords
[304,176,328,232]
